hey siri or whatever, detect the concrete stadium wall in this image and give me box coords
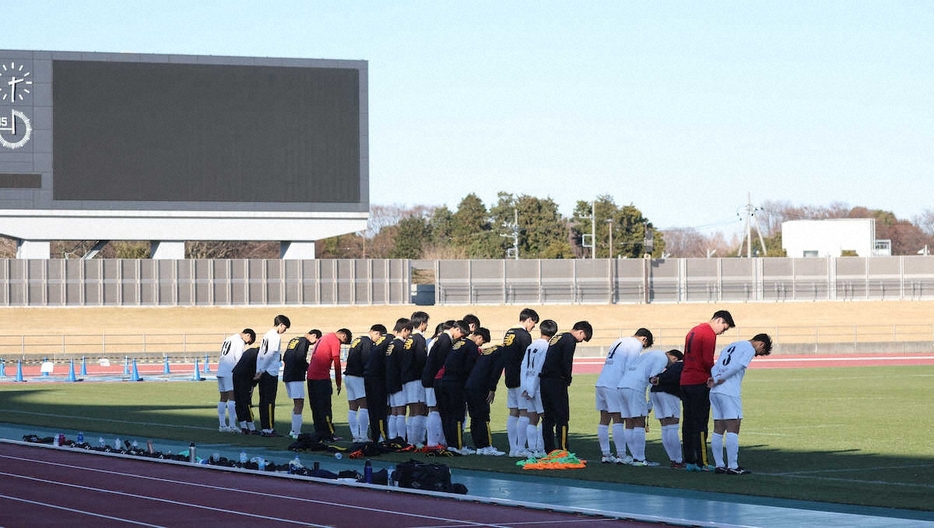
[1,255,932,307]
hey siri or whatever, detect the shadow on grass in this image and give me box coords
[3,386,933,514]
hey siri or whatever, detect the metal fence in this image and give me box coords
[427,256,934,305]
[0,255,933,307]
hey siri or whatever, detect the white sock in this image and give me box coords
[357,408,370,441]
[598,424,610,456]
[226,401,237,428]
[726,432,740,469]
[399,415,408,442]
[217,402,226,427]
[662,425,682,462]
[388,415,398,440]
[534,425,545,453]
[612,423,627,458]
[291,413,302,435]
[712,433,725,468]
[406,417,417,445]
[623,427,634,458]
[632,427,646,461]
[507,415,518,452]
[415,415,427,445]
[348,410,358,439]
[427,411,442,447]
[516,416,530,452]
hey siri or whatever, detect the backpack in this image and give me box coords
[391,459,452,492]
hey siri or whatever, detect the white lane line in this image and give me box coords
[0,454,513,528]
[4,409,212,431]
[0,471,330,527]
[0,493,165,527]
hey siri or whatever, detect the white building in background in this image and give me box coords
[782,218,891,258]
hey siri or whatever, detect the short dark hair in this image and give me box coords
[473,327,491,344]
[274,314,291,329]
[667,349,684,361]
[307,329,322,340]
[337,328,353,343]
[452,320,471,335]
[410,311,430,328]
[242,328,256,345]
[713,310,735,328]
[370,324,387,334]
[463,314,481,329]
[752,333,773,355]
[393,318,413,333]
[539,319,558,338]
[634,327,654,348]
[573,321,593,342]
[519,308,540,324]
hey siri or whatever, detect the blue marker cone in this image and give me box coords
[80,356,88,376]
[131,359,142,381]
[203,354,211,374]
[0,358,6,378]
[192,359,202,381]
[15,360,25,382]
[163,355,171,374]
[66,360,77,382]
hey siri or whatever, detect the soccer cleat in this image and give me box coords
[727,467,751,475]
[601,454,618,464]
[616,455,633,465]
[459,447,476,455]
[219,426,229,433]
[629,459,660,467]
[700,465,717,472]
[670,461,686,469]
[715,466,728,474]
[685,463,700,472]
[288,431,300,440]
[261,430,283,438]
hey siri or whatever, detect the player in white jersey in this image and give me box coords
[255,315,290,436]
[216,329,255,431]
[618,347,675,466]
[708,333,772,475]
[516,319,557,457]
[595,328,653,464]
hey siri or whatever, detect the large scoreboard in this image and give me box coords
[0,50,368,258]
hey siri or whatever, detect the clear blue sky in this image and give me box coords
[6,1,933,235]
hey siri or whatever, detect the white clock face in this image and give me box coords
[0,61,33,103]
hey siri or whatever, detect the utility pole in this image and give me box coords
[502,209,519,260]
[738,192,768,258]
[606,218,614,259]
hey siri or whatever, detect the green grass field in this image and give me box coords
[2,365,932,511]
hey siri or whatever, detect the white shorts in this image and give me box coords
[388,390,406,408]
[285,381,305,400]
[618,387,649,419]
[595,386,623,413]
[344,375,365,401]
[217,376,233,393]
[711,392,743,420]
[650,391,681,420]
[506,387,522,409]
[403,380,426,405]
[518,391,543,414]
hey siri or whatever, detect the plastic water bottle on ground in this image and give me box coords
[364,459,373,483]
[76,432,84,444]
[239,450,248,464]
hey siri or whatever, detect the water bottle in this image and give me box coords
[76,432,84,444]
[114,437,122,450]
[98,437,105,448]
[188,442,197,463]
[387,465,396,487]
[53,434,60,447]
[239,450,248,464]
[364,459,373,483]
[289,456,302,474]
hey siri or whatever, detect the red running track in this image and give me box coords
[0,442,657,528]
